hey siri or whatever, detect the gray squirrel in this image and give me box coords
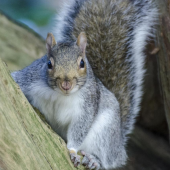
[11,0,158,169]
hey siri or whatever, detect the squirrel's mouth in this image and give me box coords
[61,81,72,91]
[58,80,76,94]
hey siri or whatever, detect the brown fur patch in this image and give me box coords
[72,0,135,124]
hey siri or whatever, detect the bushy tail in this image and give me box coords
[53,0,158,144]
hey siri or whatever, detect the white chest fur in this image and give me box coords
[27,82,83,139]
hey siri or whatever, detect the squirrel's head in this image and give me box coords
[46,32,87,95]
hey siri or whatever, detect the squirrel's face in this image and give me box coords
[46,32,87,95]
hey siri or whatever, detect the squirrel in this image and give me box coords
[11,0,158,169]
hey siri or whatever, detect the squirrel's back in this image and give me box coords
[54,0,158,142]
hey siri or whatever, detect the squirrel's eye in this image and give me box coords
[48,60,52,69]
[80,59,84,68]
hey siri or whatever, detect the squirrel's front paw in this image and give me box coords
[81,151,101,170]
[69,150,81,167]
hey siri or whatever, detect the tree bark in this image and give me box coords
[0,12,45,71]
[156,0,170,141]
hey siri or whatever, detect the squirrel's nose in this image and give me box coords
[61,81,72,91]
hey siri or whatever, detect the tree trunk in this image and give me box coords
[156,0,170,141]
[0,12,45,71]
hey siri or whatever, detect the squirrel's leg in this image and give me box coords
[79,105,127,169]
[66,113,95,167]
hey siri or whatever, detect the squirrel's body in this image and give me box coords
[12,46,125,169]
[12,0,157,169]
[55,0,158,141]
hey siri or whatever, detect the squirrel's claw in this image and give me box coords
[69,152,81,167]
[81,151,100,170]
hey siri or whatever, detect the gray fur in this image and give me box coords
[54,0,158,143]
[12,52,125,169]
[12,0,158,169]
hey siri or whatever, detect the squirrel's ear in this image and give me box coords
[77,32,87,54]
[46,33,57,53]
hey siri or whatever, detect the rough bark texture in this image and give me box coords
[0,0,170,169]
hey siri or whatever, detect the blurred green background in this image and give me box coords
[0,0,58,38]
